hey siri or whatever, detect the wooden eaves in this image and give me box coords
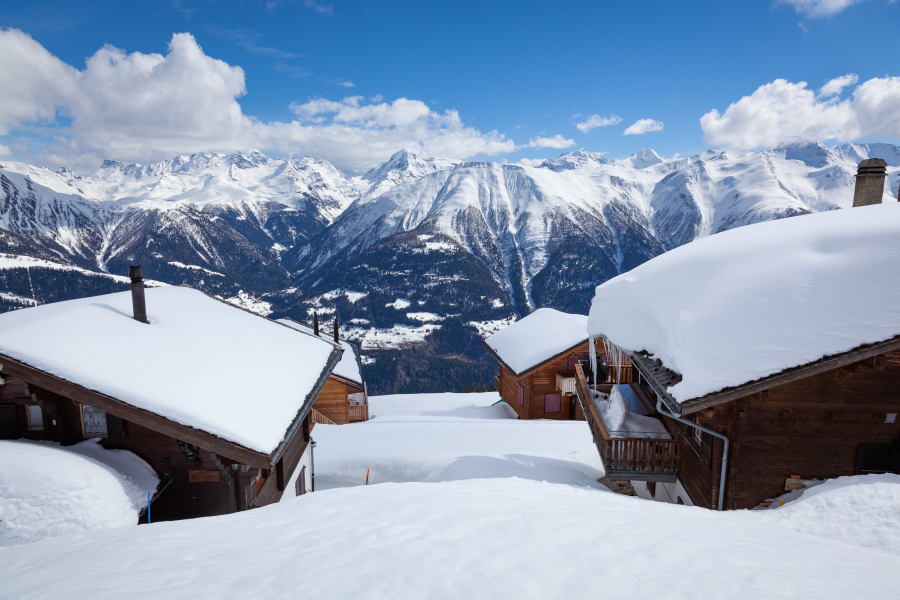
[630,334,900,417]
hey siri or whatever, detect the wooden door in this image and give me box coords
[0,405,18,439]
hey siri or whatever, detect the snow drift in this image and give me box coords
[1,476,897,599]
[0,439,158,547]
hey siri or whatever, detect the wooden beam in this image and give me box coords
[0,353,272,469]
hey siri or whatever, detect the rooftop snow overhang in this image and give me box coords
[481,337,589,379]
[630,333,900,416]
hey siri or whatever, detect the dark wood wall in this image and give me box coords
[1,377,306,522]
[314,377,350,424]
[663,355,900,510]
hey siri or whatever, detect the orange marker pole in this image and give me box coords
[366,469,370,485]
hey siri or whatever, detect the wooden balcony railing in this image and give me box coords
[574,362,678,482]
[309,408,336,431]
[348,404,369,422]
[556,371,577,394]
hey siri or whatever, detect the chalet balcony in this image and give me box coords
[574,362,678,483]
[348,404,369,422]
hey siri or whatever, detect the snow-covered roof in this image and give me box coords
[277,318,363,385]
[0,287,340,454]
[588,203,900,403]
[483,308,588,374]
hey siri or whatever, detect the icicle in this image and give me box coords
[589,336,598,391]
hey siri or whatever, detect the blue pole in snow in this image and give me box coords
[147,492,151,524]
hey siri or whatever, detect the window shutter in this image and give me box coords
[544,393,561,413]
[567,355,578,370]
[106,414,125,440]
[296,465,307,496]
[517,384,524,406]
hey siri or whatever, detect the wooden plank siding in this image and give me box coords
[644,355,900,510]
[313,377,350,424]
[496,339,635,420]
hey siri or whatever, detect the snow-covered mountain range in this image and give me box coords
[2,142,898,392]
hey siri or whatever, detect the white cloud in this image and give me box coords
[819,73,858,96]
[575,113,622,133]
[623,119,664,135]
[778,0,866,18]
[523,135,575,149]
[304,0,333,14]
[0,29,516,173]
[516,158,545,167]
[0,143,11,156]
[338,81,354,87]
[700,75,900,148]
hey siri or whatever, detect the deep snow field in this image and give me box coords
[1,392,899,599]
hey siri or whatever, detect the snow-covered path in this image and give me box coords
[308,392,605,490]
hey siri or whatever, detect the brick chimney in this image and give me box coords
[128,265,148,324]
[853,158,887,207]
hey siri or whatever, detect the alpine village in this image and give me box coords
[2,5,900,598]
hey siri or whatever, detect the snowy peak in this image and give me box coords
[623,149,664,169]
[362,150,460,199]
[539,149,608,172]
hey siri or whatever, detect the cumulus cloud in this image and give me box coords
[0,143,11,156]
[523,135,575,149]
[819,73,858,96]
[575,113,622,133]
[0,29,515,172]
[623,119,664,135]
[700,74,900,148]
[777,0,866,18]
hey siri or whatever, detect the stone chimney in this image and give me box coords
[853,158,887,207]
[333,316,339,344]
[313,311,319,336]
[128,265,148,324]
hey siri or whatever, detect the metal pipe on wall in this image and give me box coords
[656,397,730,511]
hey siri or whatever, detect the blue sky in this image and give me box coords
[1,0,898,172]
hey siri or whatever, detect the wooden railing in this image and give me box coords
[556,372,577,394]
[574,362,678,482]
[309,408,336,427]
[348,405,369,422]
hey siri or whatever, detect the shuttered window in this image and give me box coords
[544,393,561,413]
[567,355,579,370]
[517,384,524,406]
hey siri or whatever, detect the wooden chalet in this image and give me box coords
[580,184,900,510]
[482,308,633,420]
[0,274,342,522]
[278,316,368,425]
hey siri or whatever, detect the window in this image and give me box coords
[544,393,561,413]
[567,355,579,370]
[81,405,108,436]
[26,405,43,431]
[517,384,524,406]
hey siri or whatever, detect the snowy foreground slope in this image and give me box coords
[2,393,899,598]
[0,439,158,547]
[1,476,898,599]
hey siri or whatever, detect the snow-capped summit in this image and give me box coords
[362,149,459,199]
[539,148,608,172]
[623,148,664,170]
